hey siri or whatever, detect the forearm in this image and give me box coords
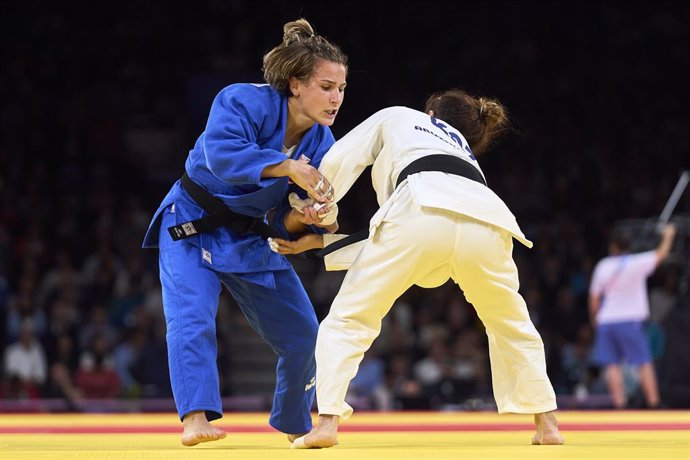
[298,233,325,251]
[283,208,311,234]
[655,235,674,262]
[268,233,325,255]
[261,158,295,178]
[283,210,339,235]
[655,224,677,264]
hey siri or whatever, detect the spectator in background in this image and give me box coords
[130,326,171,398]
[2,320,47,398]
[5,272,46,344]
[110,253,154,328]
[42,295,81,407]
[414,337,478,409]
[74,335,121,399]
[78,305,119,351]
[413,337,448,390]
[45,333,83,409]
[346,350,388,410]
[35,248,80,310]
[588,224,677,409]
[558,323,596,399]
[80,238,122,307]
[450,329,489,402]
[112,328,147,397]
[387,353,428,410]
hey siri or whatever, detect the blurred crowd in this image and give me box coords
[1,1,688,410]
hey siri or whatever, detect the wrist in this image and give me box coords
[308,234,325,250]
[262,158,295,179]
[284,208,308,233]
[282,158,296,179]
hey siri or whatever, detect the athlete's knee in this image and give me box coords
[300,323,319,350]
[291,329,318,360]
[301,314,319,339]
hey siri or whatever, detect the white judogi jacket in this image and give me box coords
[320,106,532,270]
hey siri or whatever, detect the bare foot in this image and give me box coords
[181,411,227,446]
[532,411,564,445]
[291,415,339,449]
[287,432,308,443]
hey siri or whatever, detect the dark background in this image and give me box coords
[1,0,689,409]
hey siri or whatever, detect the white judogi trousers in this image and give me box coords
[316,187,557,418]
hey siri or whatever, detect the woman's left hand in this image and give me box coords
[268,234,324,254]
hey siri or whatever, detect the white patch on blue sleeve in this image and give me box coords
[202,249,213,264]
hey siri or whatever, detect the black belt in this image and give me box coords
[316,155,486,257]
[167,173,281,241]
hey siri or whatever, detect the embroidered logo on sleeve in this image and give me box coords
[304,376,316,392]
[202,249,212,264]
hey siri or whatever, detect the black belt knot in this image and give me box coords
[167,173,280,241]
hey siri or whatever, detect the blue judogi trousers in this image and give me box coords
[158,209,317,434]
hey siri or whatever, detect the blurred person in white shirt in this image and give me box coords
[3,319,47,396]
[588,224,676,408]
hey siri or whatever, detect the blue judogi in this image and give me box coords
[143,83,333,434]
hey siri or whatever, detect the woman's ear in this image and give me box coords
[289,77,300,97]
[428,110,435,117]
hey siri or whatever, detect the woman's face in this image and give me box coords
[290,59,347,127]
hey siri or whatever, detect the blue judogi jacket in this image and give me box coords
[143,83,335,284]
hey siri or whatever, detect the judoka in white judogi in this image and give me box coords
[314,106,556,421]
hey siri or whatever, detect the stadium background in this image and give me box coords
[1,0,688,413]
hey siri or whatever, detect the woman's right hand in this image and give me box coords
[287,159,333,204]
[262,157,334,203]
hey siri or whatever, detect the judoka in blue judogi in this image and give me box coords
[143,82,339,436]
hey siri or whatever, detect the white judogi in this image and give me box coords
[316,106,557,418]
